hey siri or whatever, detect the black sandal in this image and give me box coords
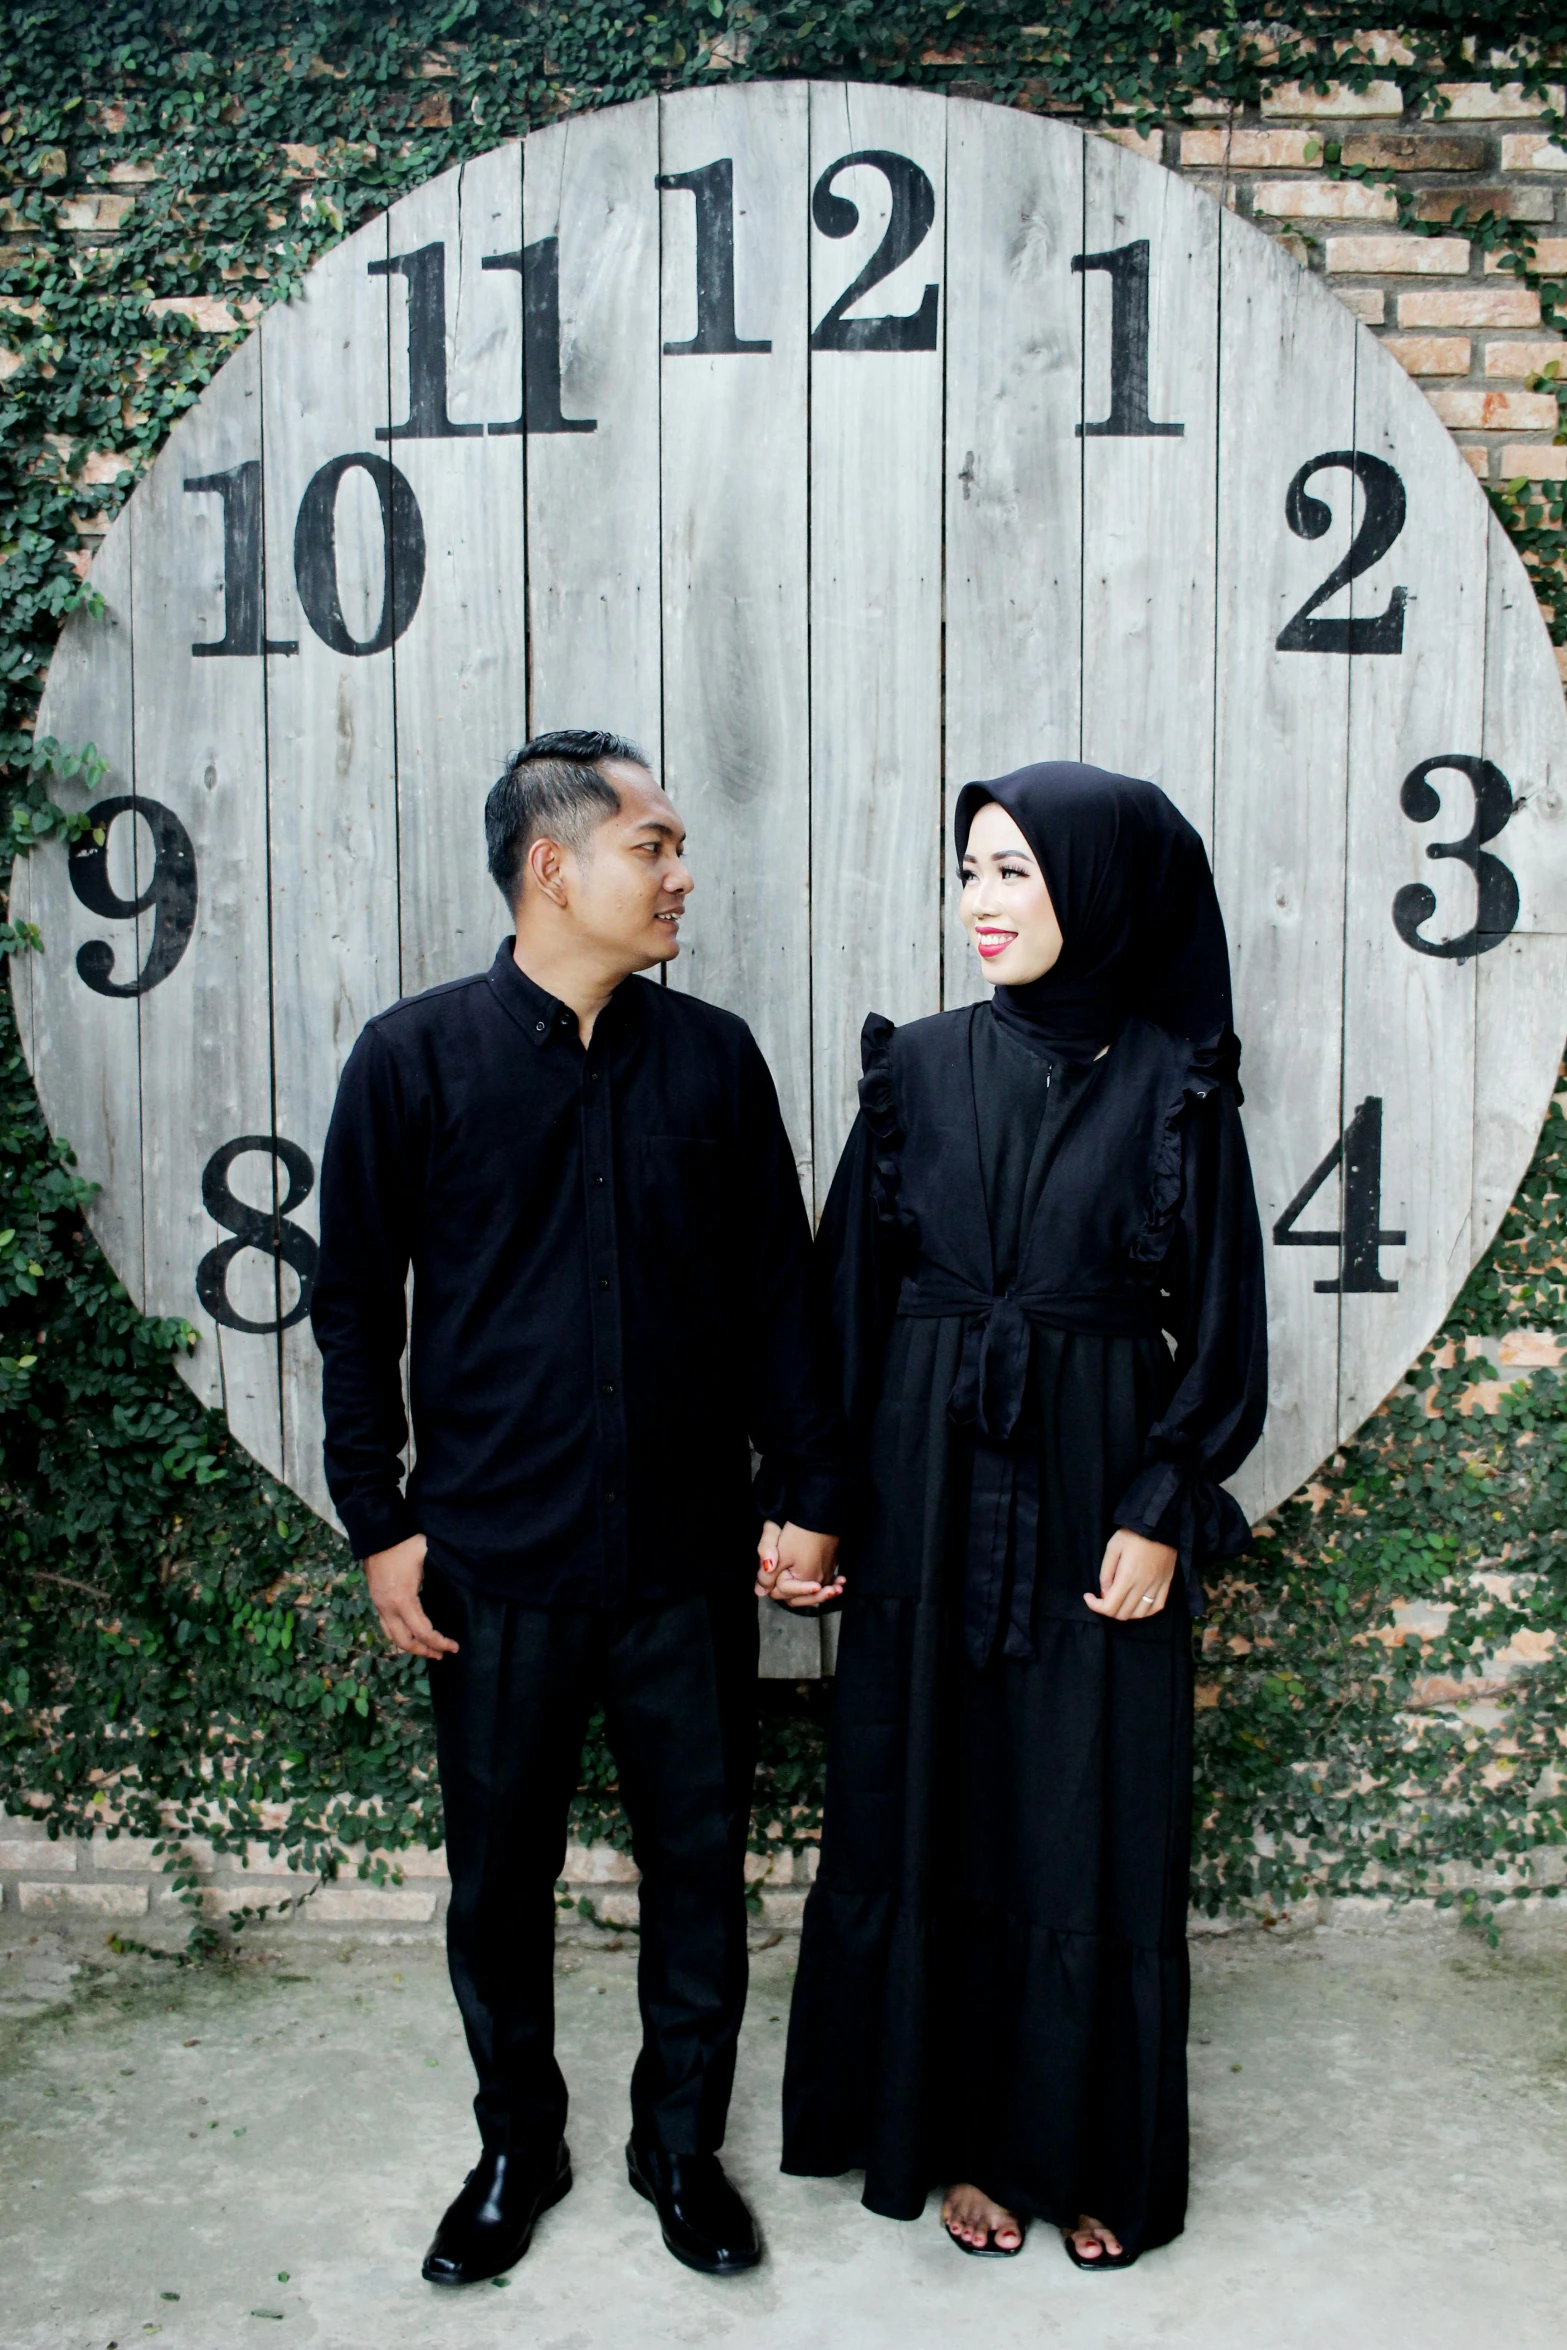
[1062,2228,1137,2272]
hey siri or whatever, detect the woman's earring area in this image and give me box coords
[959,800,1065,988]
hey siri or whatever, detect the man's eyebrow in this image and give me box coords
[631,818,684,845]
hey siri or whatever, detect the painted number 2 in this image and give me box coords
[1276,452,1407,655]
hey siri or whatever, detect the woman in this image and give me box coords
[760,762,1267,2269]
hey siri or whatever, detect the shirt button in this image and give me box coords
[605,1489,617,1505]
[601,1381,615,1397]
[534,1020,545,1033]
[594,1174,606,1187]
[598,1276,611,1291]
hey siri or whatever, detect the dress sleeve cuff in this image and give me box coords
[1113,1462,1253,1614]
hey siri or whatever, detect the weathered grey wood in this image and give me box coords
[1079,133,1220,848]
[1337,326,1487,1439]
[659,83,814,1192]
[942,101,1084,1015]
[809,80,947,1203]
[1473,508,1567,1262]
[524,99,662,757]
[260,209,401,1520]
[129,333,281,1466]
[1479,508,1567,940]
[388,146,528,997]
[24,91,1567,1559]
[1214,219,1357,1528]
[19,512,145,1303]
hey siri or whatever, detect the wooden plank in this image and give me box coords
[809,80,947,1202]
[20,512,146,1304]
[1079,131,1220,848]
[523,99,661,756]
[1337,326,1488,1440]
[128,332,282,1466]
[1213,218,1357,1528]
[260,208,402,1521]
[386,146,528,998]
[943,103,1084,1016]
[1472,507,1567,1263]
[1473,934,1567,1270]
[658,82,812,1190]
[1478,508,1567,941]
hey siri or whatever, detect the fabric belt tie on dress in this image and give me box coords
[898,1279,1044,1670]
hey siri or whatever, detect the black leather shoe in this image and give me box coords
[626,2139,761,2274]
[421,2139,572,2284]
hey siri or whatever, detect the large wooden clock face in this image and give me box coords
[16,81,1567,1533]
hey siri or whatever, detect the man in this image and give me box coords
[311,730,844,2285]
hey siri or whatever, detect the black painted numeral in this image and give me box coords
[810,150,939,352]
[658,159,772,356]
[195,1136,318,1334]
[481,239,597,435]
[1393,754,1520,960]
[183,464,297,656]
[1276,452,1407,654]
[68,795,197,997]
[1273,1097,1405,1294]
[292,453,426,656]
[1072,241,1183,439]
[371,243,483,441]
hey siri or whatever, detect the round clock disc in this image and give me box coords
[15,82,1567,1531]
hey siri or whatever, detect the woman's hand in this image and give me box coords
[1085,1528,1178,1621]
[756,1520,846,1609]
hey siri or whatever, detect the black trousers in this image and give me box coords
[424,1567,759,2160]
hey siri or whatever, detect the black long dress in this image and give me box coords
[781,1001,1267,2254]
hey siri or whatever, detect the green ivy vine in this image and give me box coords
[4,3,1567,1952]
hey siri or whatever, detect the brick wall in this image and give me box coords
[1165,76,1567,560]
[4,75,1566,1945]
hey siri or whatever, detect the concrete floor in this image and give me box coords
[3,1919,1566,2350]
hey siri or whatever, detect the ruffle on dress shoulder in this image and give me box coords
[858,1013,916,1240]
[1129,1029,1243,1268]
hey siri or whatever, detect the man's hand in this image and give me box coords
[1084,1528,1178,1621]
[755,1519,845,1610]
[364,1533,459,1660]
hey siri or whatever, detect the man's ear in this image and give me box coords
[526,835,570,908]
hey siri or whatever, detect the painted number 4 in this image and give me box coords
[1273,1097,1406,1294]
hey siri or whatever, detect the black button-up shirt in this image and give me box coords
[310,941,847,1602]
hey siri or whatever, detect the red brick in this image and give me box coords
[1342,132,1487,170]
[1180,127,1319,167]
[1400,286,1540,325]
[1325,233,1470,273]
[1426,386,1558,428]
[1483,337,1564,378]
[1417,186,1556,223]
[1254,179,1397,220]
[1381,334,1472,374]
[1263,80,1403,118]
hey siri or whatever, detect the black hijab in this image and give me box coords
[953,761,1236,1063]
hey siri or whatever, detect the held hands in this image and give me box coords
[364,1532,460,1660]
[755,1520,845,1610]
[1086,1528,1178,1621]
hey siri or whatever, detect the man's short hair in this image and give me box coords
[484,729,651,906]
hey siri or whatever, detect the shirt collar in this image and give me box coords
[486,937,642,1049]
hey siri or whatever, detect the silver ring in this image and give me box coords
[1139,1594,1155,1608]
